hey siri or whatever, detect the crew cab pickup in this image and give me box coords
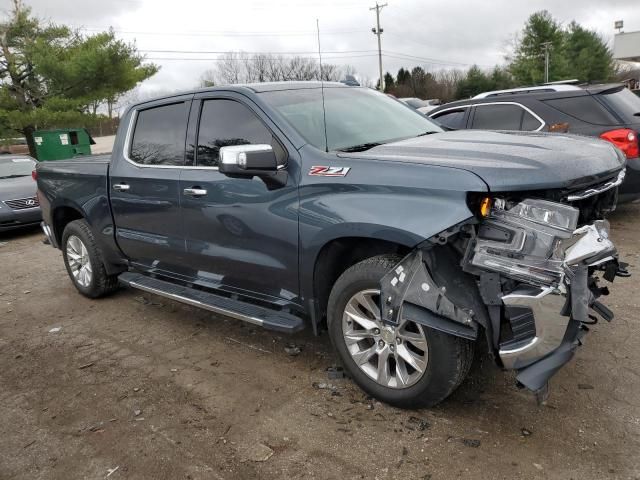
[37,82,629,408]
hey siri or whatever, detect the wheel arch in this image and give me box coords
[308,235,413,333]
[52,204,85,246]
[50,201,126,276]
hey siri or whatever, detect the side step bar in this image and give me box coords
[119,272,305,333]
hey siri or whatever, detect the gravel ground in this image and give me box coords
[1,204,639,480]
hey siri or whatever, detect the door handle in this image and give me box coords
[183,187,208,197]
[113,183,130,192]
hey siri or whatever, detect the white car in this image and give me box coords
[399,97,441,115]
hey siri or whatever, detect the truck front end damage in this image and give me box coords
[470,198,627,396]
[380,193,628,401]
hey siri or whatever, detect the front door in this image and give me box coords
[178,96,299,303]
[110,98,192,272]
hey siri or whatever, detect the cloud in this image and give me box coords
[7,0,640,93]
[4,0,142,24]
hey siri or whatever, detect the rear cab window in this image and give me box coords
[129,102,190,166]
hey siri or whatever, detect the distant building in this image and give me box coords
[614,31,640,63]
[614,30,640,91]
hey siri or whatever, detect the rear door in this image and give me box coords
[178,93,300,303]
[110,96,192,272]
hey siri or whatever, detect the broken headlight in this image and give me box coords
[471,199,580,286]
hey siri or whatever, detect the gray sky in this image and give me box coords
[2,0,640,94]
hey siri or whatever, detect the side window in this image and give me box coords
[197,99,273,167]
[432,108,467,129]
[543,96,619,125]
[471,104,524,130]
[521,110,543,131]
[130,102,189,166]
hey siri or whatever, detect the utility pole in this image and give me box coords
[370,2,387,91]
[541,41,552,83]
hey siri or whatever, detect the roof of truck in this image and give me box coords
[198,81,349,93]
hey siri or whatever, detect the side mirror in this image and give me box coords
[219,144,277,175]
[218,144,287,190]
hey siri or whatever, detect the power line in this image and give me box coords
[140,51,481,68]
[72,25,487,68]
[145,54,380,62]
[74,26,368,37]
[140,49,378,55]
[382,51,478,67]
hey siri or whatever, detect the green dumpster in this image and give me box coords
[33,128,95,161]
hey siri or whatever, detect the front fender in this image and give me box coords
[298,155,488,303]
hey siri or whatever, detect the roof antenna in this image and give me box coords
[316,18,329,153]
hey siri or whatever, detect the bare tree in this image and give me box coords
[216,52,244,84]
[203,52,349,85]
[432,69,466,102]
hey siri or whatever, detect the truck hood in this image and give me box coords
[342,130,625,191]
[0,175,37,200]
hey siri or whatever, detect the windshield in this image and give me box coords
[0,157,36,179]
[260,87,443,151]
[599,88,640,123]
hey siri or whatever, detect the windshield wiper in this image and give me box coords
[0,174,29,179]
[337,142,383,153]
[415,131,438,137]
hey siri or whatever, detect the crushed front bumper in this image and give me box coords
[498,221,617,368]
[470,196,627,395]
[380,198,627,400]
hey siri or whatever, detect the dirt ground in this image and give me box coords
[1,204,640,480]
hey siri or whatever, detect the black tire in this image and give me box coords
[61,219,119,298]
[327,254,474,409]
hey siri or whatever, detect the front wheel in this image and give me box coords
[327,255,474,409]
[62,219,119,298]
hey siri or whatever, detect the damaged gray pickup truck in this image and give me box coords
[37,82,630,408]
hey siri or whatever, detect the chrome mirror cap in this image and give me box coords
[220,144,273,168]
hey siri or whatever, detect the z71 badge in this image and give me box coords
[309,166,351,177]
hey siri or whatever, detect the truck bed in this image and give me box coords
[36,154,113,252]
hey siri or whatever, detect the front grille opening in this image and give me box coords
[4,197,39,210]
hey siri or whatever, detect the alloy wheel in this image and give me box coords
[341,289,429,389]
[66,235,93,288]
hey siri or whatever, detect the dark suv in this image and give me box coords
[429,84,640,202]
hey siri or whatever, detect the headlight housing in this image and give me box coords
[470,198,580,286]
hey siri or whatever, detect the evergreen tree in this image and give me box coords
[0,1,158,156]
[509,10,569,84]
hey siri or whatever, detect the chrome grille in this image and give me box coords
[565,169,625,202]
[4,196,39,210]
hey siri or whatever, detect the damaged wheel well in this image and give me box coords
[313,237,410,330]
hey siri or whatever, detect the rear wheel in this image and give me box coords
[327,254,474,408]
[62,219,119,298]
